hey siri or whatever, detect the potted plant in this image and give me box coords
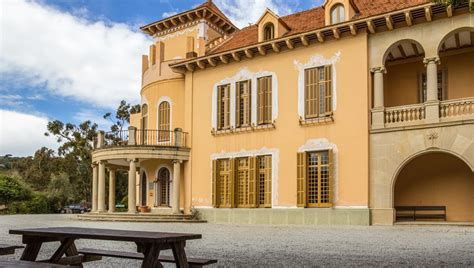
[139,205,149,213]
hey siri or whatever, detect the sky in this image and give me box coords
[0,0,323,157]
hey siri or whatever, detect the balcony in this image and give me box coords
[95,127,189,149]
[372,97,474,131]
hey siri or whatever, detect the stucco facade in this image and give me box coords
[90,0,473,225]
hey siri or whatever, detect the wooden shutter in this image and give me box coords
[264,156,272,207]
[324,65,332,115]
[230,158,236,208]
[297,152,307,207]
[257,78,263,124]
[217,87,222,130]
[265,77,272,124]
[249,156,257,208]
[224,85,230,129]
[328,149,334,206]
[212,160,219,208]
[247,81,252,126]
[236,83,241,128]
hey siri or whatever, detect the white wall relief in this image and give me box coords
[211,67,279,130]
[210,148,280,207]
[298,138,340,204]
[294,51,341,118]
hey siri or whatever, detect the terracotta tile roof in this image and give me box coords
[210,0,429,54]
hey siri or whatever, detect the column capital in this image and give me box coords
[423,56,440,66]
[173,159,183,164]
[370,66,386,74]
[91,162,98,168]
[127,158,138,163]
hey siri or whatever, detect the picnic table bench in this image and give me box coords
[0,244,24,256]
[9,227,215,268]
[0,260,66,267]
[395,206,447,221]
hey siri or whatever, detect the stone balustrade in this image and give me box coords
[384,103,426,126]
[439,97,474,118]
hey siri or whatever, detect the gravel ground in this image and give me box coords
[0,214,473,267]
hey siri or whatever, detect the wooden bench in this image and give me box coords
[0,244,24,256]
[395,206,446,221]
[0,260,66,267]
[78,248,217,267]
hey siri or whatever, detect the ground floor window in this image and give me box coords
[212,155,272,208]
[155,168,170,207]
[297,150,333,208]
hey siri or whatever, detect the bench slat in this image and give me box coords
[78,248,217,265]
[0,244,24,256]
[0,260,66,267]
[395,206,446,221]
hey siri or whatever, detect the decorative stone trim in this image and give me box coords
[299,115,334,126]
[211,122,276,136]
[423,56,441,66]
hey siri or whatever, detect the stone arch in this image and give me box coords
[437,27,474,53]
[390,148,474,208]
[382,39,425,66]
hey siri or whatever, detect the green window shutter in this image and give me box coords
[297,152,307,208]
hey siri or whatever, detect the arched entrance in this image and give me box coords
[394,152,474,222]
[155,168,171,207]
[140,172,147,206]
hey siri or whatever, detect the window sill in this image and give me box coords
[212,122,276,136]
[299,115,334,126]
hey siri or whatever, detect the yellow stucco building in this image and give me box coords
[86,0,474,225]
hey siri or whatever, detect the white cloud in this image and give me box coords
[213,0,297,28]
[0,110,58,157]
[0,0,150,109]
[162,11,178,18]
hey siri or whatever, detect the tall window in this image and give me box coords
[141,104,148,145]
[156,168,170,207]
[331,4,345,24]
[257,76,272,125]
[304,66,332,118]
[236,80,251,128]
[263,23,275,40]
[258,155,272,208]
[420,70,445,102]
[217,84,231,130]
[212,156,272,208]
[297,150,333,208]
[158,101,170,142]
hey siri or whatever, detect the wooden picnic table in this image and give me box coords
[9,227,202,268]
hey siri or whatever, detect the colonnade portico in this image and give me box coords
[370,56,441,129]
[90,158,185,215]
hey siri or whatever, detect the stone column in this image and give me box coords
[172,160,182,214]
[91,163,98,212]
[108,168,116,213]
[423,57,441,123]
[184,161,192,215]
[370,67,386,129]
[128,159,137,213]
[97,161,106,213]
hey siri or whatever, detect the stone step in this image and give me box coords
[77,213,206,223]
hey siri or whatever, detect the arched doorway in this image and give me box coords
[155,168,171,207]
[394,152,473,222]
[140,172,147,206]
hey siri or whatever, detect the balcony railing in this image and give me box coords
[96,127,188,149]
[384,103,425,126]
[439,97,474,118]
[372,97,474,130]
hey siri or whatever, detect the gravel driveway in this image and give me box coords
[0,214,473,267]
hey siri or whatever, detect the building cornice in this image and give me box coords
[170,2,470,72]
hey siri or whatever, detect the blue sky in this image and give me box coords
[0,0,322,156]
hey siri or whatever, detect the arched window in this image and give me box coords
[331,4,345,24]
[158,101,170,142]
[156,168,170,207]
[263,23,275,41]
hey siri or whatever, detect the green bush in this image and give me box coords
[0,175,31,205]
[9,193,52,214]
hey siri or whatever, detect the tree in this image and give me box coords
[432,0,473,10]
[47,172,74,210]
[15,147,58,191]
[0,175,31,206]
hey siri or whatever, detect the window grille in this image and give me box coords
[236,80,252,128]
[158,101,170,142]
[297,150,333,207]
[257,76,272,125]
[258,155,272,208]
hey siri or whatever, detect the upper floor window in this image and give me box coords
[330,4,345,24]
[236,80,252,128]
[158,101,170,142]
[263,23,275,41]
[257,76,273,125]
[297,150,333,208]
[141,104,148,130]
[304,65,333,119]
[217,84,231,130]
[420,70,445,102]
